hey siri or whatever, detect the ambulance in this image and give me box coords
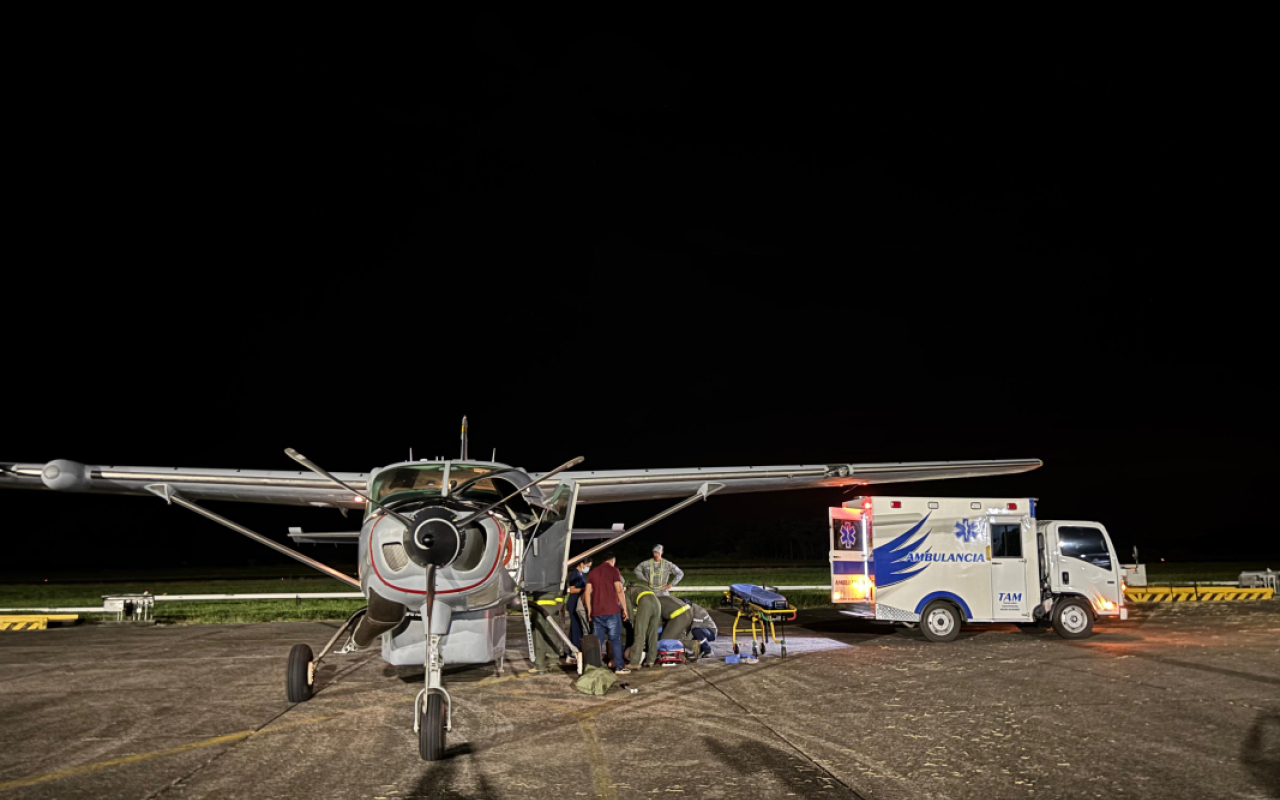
[829,496,1126,642]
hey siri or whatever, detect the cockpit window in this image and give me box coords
[369,464,505,515]
[372,465,446,503]
[447,465,503,497]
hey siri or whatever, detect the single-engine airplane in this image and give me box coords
[1,419,1040,759]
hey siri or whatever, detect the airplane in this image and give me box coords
[1,419,1041,760]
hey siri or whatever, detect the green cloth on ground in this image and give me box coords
[575,664,618,696]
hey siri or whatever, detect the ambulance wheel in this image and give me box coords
[581,634,603,669]
[920,601,961,643]
[418,693,445,761]
[286,644,313,702]
[1052,598,1094,639]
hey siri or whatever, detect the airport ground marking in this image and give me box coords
[0,715,338,793]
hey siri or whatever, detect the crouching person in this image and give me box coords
[657,595,698,660]
[687,602,717,658]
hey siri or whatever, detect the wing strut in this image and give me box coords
[145,483,360,589]
[566,482,724,567]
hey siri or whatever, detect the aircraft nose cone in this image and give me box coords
[404,507,464,568]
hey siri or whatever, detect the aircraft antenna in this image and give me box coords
[460,416,469,460]
[492,448,496,462]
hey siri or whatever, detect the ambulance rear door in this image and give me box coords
[830,504,873,614]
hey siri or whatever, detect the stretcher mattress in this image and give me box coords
[730,583,789,610]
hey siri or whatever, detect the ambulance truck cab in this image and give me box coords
[830,497,1126,642]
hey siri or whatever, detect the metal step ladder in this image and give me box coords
[518,590,536,667]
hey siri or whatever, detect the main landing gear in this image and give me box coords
[285,608,366,703]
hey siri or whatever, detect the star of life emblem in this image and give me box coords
[954,518,984,544]
[839,520,858,549]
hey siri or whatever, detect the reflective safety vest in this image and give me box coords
[641,559,673,587]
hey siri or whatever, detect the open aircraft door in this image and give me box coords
[829,503,873,615]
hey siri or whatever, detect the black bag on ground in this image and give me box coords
[580,634,602,668]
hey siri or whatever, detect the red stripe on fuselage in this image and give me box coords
[367,513,506,596]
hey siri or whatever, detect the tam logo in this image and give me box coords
[998,592,1023,603]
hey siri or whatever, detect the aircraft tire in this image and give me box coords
[581,634,602,669]
[419,693,445,761]
[286,644,314,702]
[920,601,961,643]
[1051,598,1094,640]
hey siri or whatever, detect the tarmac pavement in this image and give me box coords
[1,602,1277,799]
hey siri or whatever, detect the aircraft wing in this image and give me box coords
[536,458,1042,505]
[0,459,368,509]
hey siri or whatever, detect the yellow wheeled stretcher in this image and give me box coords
[722,584,796,658]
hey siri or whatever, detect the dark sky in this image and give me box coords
[3,18,1272,575]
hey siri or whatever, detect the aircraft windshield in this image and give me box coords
[371,464,504,507]
[374,465,446,502]
[446,465,503,497]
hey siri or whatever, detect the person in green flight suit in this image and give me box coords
[657,594,698,660]
[529,590,564,673]
[624,583,661,668]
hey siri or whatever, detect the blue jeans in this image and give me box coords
[592,613,624,670]
[691,626,715,656]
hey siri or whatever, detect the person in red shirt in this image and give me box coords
[584,551,630,674]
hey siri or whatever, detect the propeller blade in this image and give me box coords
[286,448,415,528]
[452,456,584,527]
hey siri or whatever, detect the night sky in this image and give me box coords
[4,18,1271,575]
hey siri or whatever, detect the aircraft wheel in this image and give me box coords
[732,643,739,655]
[286,644,314,702]
[781,645,787,658]
[1052,598,1094,640]
[419,693,446,761]
[581,634,602,669]
[920,601,961,643]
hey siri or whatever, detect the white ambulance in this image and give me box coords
[829,496,1126,642]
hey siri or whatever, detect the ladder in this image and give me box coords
[518,590,536,666]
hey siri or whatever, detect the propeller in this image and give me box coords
[285,448,415,528]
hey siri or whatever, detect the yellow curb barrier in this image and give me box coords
[0,614,80,631]
[1124,586,1275,603]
